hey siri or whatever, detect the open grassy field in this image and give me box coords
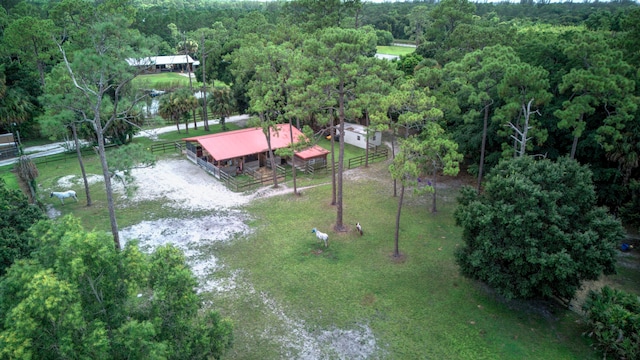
[377,45,415,57]
[132,72,203,91]
[209,162,600,359]
[132,72,229,91]
[2,125,638,358]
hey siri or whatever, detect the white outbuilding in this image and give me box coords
[341,123,382,149]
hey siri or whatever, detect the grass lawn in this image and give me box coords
[377,45,415,57]
[133,72,203,90]
[0,168,19,190]
[132,72,229,91]
[210,163,599,359]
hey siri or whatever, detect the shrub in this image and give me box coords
[583,286,640,359]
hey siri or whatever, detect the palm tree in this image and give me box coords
[158,92,182,132]
[0,87,35,134]
[208,86,235,131]
[158,89,198,133]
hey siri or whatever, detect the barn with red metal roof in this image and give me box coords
[183,124,329,179]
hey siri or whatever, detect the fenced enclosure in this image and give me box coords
[186,146,287,192]
[225,165,286,192]
[148,141,183,154]
[347,146,389,169]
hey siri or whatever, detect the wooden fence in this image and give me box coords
[222,165,286,192]
[30,147,98,165]
[148,141,183,154]
[347,147,389,169]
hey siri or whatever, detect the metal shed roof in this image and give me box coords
[184,124,328,161]
[126,55,199,66]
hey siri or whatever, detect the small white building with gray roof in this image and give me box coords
[126,55,200,73]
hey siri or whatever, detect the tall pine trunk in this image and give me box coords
[394,183,405,257]
[201,33,210,131]
[95,115,120,250]
[330,117,337,205]
[477,104,489,192]
[365,110,370,167]
[335,84,346,232]
[289,119,299,196]
[184,42,198,131]
[72,122,91,206]
[431,162,438,213]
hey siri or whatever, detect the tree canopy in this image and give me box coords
[0,178,44,276]
[454,156,623,302]
[0,216,233,359]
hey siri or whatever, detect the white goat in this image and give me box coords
[356,222,363,236]
[50,190,78,205]
[311,228,329,247]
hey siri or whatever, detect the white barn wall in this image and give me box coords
[342,123,382,149]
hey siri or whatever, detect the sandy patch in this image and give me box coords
[56,174,103,188]
[119,211,250,294]
[259,292,380,359]
[128,159,253,210]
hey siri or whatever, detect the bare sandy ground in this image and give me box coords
[54,158,380,359]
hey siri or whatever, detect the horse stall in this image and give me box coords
[293,145,330,173]
[184,124,319,185]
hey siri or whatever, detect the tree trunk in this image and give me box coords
[570,134,578,160]
[95,116,121,250]
[431,162,438,213]
[72,122,91,206]
[330,117,337,205]
[184,41,197,131]
[394,183,405,257]
[267,142,279,188]
[335,84,346,232]
[201,33,210,131]
[391,132,397,197]
[289,119,299,196]
[365,111,370,168]
[477,104,489,192]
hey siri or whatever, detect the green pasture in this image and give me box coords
[133,72,230,91]
[133,72,203,90]
[377,45,415,57]
[211,166,598,359]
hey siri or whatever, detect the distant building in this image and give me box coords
[126,55,200,73]
[341,122,382,149]
[375,53,400,61]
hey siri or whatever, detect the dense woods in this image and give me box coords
[1,0,638,231]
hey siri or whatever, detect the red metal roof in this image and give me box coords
[184,124,327,161]
[295,145,329,160]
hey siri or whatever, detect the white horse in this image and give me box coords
[311,228,329,248]
[50,190,78,205]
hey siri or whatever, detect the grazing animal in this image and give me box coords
[311,228,329,247]
[50,190,78,205]
[356,222,363,236]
